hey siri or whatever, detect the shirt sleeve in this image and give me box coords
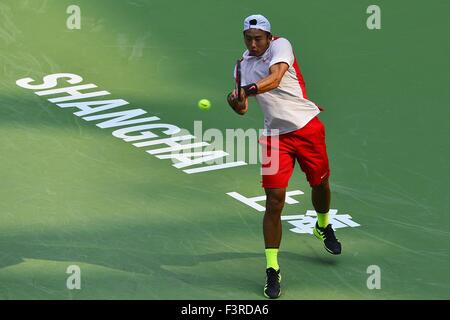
[269,38,294,68]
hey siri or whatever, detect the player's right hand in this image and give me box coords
[227,90,248,115]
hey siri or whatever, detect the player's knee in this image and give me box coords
[267,197,284,209]
[312,177,329,190]
[266,192,285,209]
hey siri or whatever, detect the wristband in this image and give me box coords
[242,83,258,96]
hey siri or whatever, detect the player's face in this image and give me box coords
[243,29,271,56]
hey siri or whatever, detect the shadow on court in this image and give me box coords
[0,219,340,298]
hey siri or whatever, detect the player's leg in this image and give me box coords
[264,187,286,249]
[312,177,331,225]
[259,133,294,299]
[263,187,285,299]
[311,178,341,254]
[294,116,341,254]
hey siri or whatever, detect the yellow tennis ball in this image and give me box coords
[198,99,211,110]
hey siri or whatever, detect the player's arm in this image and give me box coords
[255,62,289,93]
[227,62,287,115]
[239,62,289,98]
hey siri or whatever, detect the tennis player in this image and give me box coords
[227,14,342,299]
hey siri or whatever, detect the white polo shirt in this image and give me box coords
[237,37,321,135]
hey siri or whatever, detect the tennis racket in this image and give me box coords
[235,59,242,102]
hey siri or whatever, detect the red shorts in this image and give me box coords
[259,116,330,188]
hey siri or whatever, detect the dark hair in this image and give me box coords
[243,30,273,39]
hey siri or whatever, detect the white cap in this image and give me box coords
[243,14,271,33]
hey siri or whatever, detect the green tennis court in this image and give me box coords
[1,0,449,300]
